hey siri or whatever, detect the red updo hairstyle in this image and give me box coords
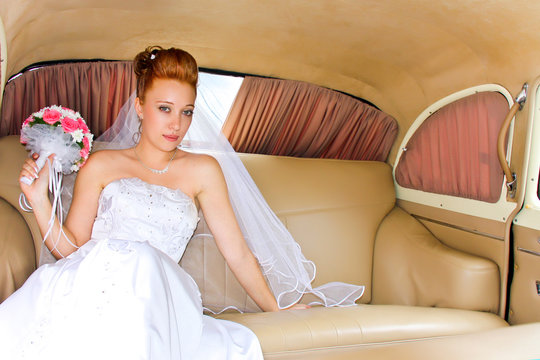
[134,46,198,101]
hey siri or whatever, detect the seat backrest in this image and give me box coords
[181,154,396,312]
[0,135,396,310]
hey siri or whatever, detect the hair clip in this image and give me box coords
[150,53,156,60]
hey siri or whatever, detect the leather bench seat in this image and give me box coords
[0,135,521,358]
[216,305,507,355]
[248,322,540,360]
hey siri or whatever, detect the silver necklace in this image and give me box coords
[134,147,178,175]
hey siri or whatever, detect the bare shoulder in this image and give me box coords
[89,148,130,162]
[182,152,222,175]
[179,152,225,196]
[76,149,131,187]
[80,149,119,173]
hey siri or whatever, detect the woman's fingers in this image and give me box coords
[19,153,54,187]
[20,164,37,181]
[21,159,39,180]
[282,303,311,311]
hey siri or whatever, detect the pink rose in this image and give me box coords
[82,136,91,152]
[42,109,62,124]
[22,116,33,128]
[77,118,89,133]
[61,116,79,133]
[80,137,91,159]
[80,146,89,159]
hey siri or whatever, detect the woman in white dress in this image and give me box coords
[0,46,307,359]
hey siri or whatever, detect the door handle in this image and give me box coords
[497,83,527,198]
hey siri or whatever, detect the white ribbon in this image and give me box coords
[19,156,79,258]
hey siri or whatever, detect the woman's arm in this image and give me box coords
[195,155,280,312]
[20,152,104,259]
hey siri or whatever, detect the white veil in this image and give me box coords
[78,72,365,310]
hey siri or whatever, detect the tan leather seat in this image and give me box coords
[0,135,514,358]
[216,305,507,356]
[256,322,540,360]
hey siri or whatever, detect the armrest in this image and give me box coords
[372,207,499,313]
[0,197,36,302]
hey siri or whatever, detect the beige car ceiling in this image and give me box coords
[1,0,540,155]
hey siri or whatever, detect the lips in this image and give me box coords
[163,134,179,142]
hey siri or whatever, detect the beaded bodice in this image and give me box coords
[90,177,199,262]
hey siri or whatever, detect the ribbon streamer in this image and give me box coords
[19,157,79,258]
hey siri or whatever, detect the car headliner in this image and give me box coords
[1,0,539,155]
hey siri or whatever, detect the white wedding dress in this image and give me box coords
[0,177,263,360]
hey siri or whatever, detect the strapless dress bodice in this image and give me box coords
[90,177,199,262]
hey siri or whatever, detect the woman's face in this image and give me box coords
[135,78,196,151]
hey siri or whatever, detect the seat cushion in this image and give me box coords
[215,305,507,355]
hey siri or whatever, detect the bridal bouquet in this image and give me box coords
[20,105,93,184]
[19,105,93,256]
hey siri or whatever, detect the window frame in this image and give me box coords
[513,80,540,231]
[393,84,516,222]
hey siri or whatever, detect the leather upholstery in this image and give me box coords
[0,136,43,263]
[216,305,507,354]
[372,207,500,313]
[509,224,540,324]
[0,135,512,358]
[0,198,35,302]
[258,323,540,360]
[181,155,395,311]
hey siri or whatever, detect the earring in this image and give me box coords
[132,121,142,144]
[132,131,141,144]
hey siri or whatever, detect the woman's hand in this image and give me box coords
[282,303,311,311]
[19,153,54,208]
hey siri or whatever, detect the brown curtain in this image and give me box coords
[0,61,136,137]
[222,76,397,161]
[395,91,508,203]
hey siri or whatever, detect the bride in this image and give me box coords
[0,46,363,359]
